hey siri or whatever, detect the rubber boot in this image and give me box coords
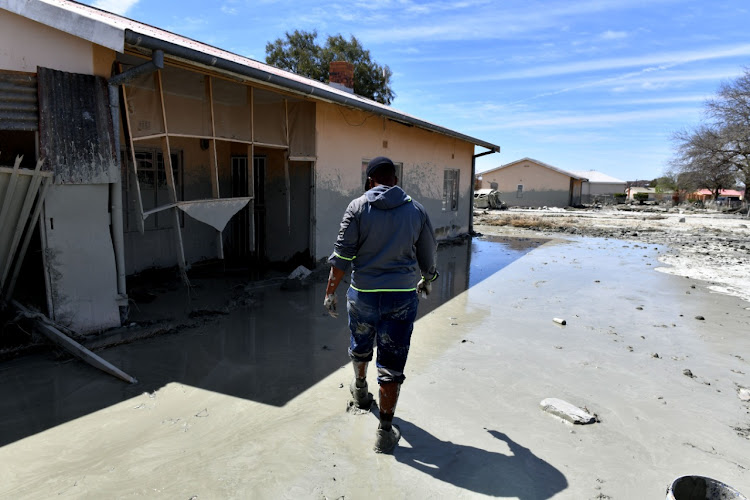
[349,361,373,409]
[374,382,401,453]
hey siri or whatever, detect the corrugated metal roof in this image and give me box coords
[37,66,117,184]
[0,71,38,131]
[0,0,499,152]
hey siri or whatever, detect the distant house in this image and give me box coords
[0,0,498,332]
[626,187,676,203]
[568,170,626,204]
[688,189,745,203]
[477,158,586,208]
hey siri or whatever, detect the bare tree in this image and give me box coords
[705,68,750,200]
[671,126,737,200]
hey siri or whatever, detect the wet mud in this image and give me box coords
[0,235,542,447]
[1,232,749,498]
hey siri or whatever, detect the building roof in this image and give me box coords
[693,189,744,197]
[569,170,625,184]
[0,0,500,153]
[479,157,588,180]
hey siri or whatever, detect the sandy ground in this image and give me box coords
[475,206,750,304]
[0,208,749,499]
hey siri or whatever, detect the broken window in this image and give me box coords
[122,149,182,232]
[361,159,402,192]
[443,169,459,211]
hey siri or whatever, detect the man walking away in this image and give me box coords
[324,156,438,454]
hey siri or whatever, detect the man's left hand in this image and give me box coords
[323,293,338,318]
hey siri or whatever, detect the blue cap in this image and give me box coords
[366,156,395,178]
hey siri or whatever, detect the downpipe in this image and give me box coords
[107,50,164,321]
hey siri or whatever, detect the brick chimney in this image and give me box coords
[329,61,354,93]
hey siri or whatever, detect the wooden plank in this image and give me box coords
[248,86,255,252]
[13,301,138,384]
[5,176,51,301]
[120,73,146,234]
[155,69,188,284]
[0,165,52,176]
[207,76,223,259]
[0,155,22,239]
[1,158,44,287]
[284,99,291,233]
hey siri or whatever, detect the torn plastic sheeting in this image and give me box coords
[176,199,250,231]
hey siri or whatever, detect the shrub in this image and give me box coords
[633,192,649,203]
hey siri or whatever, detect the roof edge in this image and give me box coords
[480,157,587,180]
[124,28,500,152]
[1,0,124,52]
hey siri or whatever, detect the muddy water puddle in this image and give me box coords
[0,236,546,446]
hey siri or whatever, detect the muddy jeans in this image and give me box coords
[346,288,419,384]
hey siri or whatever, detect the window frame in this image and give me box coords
[121,147,183,232]
[361,159,403,192]
[443,168,460,212]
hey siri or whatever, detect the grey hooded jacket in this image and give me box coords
[328,185,437,292]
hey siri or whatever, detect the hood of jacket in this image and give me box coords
[365,185,411,210]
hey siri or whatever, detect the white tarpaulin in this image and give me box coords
[176,198,250,231]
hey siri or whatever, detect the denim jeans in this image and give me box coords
[346,288,419,384]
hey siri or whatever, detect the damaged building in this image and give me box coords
[0,0,499,334]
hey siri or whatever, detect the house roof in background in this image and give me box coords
[480,157,588,180]
[693,189,743,197]
[0,0,500,152]
[569,170,625,184]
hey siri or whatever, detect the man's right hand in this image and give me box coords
[417,278,432,298]
[323,293,338,318]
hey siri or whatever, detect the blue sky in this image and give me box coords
[85,0,750,181]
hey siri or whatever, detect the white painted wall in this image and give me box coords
[42,184,120,332]
[0,10,94,74]
[313,102,475,260]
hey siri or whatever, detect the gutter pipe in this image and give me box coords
[123,30,501,154]
[107,50,164,314]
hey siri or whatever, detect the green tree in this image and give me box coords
[265,30,395,105]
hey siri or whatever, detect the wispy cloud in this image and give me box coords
[91,0,139,15]
[469,107,700,131]
[600,30,628,40]
[444,43,750,83]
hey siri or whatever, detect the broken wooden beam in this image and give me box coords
[13,301,138,384]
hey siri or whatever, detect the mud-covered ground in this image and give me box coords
[474,205,750,304]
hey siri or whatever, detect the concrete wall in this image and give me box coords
[480,161,572,208]
[313,102,474,260]
[261,149,312,264]
[0,10,97,74]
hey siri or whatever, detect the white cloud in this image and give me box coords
[91,0,139,15]
[440,43,750,84]
[469,107,700,131]
[600,30,628,40]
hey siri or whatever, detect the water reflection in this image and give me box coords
[0,235,546,446]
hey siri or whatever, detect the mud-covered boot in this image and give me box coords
[349,377,373,409]
[374,424,401,454]
[374,382,401,453]
[347,361,373,412]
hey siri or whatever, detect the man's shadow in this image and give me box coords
[393,420,568,499]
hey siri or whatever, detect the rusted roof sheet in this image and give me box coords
[37,67,117,184]
[0,71,38,131]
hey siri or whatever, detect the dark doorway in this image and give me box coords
[229,156,266,264]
